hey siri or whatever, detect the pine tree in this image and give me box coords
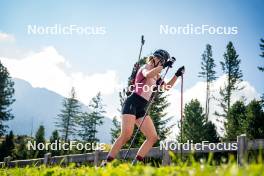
[49,130,61,156]
[203,121,219,142]
[55,87,81,142]
[225,101,247,140]
[77,92,104,144]
[198,44,217,121]
[180,99,206,143]
[215,42,243,133]
[0,60,15,136]
[258,38,264,102]
[149,92,174,144]
[35,125,46,158]
[110,116,121,143]
[0,131,15,161]
[245,100,264,139]
[179,99,218,143]
[224,100,264,140]
[258,38,264,72]
[14,135,33,160]
[110,92,123,145]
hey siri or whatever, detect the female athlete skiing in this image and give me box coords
[102,49,184,166]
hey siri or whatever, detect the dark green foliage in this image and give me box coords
[258,38,264,102]
[258,38,264,72]
[55,87,81,142]
[203,121,219,142]
[14,135,34,160]
[127,58,147,89]
[110,90,125,144]
[198,44,217,120]
[0,131,15,161]
[225,100,264,140]
[77,92,104,145]
[49,130,61,156]
[179,99,219,143]
[225,101,247,140]
[149,92,174,145]
[0,60,15,136]
[245,100,264,139]
[111,116,121,143]
[50,130,60,143]
[34,125,46,158]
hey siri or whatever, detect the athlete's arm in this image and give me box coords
[160,75,178,91]
[161,66,185,91]
[142,66,163,78]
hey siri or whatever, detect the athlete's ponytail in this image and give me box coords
[147,55,154,63]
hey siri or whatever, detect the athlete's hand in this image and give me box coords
[163,60,174,69]
[175,66,185,77]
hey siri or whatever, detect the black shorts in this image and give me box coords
[121,93,148,119]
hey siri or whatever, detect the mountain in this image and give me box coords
[6,78,113,143]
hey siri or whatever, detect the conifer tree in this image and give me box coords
[0,131,15,161]
[110,116,121,143]
[258,38,264,102]
[225,101,247,140]
[245,100,264,139]
[0,60,15,136]
[49,130,61,156]
[258,38,264,72]
[215,42,243,133]
[179,99,218,143]
[35,125,46,158]
[198,44,217,121]
[14,135,33,160]
[77,93,104,144]
[55,87,81,142]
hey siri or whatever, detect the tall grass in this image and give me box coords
[0,153,263,176]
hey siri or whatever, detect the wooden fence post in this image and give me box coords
[94,149,100,166]
[162,143,171,166]
[237,134,248,166]
[4,156,12,167]
[44,153,51,166]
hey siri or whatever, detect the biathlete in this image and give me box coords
[102,49,184,165]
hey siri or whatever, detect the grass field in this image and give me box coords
[0,161,264,176]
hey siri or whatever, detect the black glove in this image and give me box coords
[175,66,185,77]
[163,60,174,68]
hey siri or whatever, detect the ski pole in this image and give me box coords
[180,69,185,160]
[127,35,145,96]
[134,35,145,70]
[138,35,145,61]
[123,57,176,161]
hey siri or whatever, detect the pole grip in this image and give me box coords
[141,35,145,45]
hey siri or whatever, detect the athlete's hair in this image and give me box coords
[147,55,154,63]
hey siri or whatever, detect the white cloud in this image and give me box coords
[166,75,260,139]
[1,46,120,107]
[0,32,15,42]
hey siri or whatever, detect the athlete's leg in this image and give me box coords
[135,115,159,158]
[107,114,136,159]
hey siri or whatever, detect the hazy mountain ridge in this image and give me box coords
[6,78,113,143]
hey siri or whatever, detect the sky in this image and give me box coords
[0,0,263,137]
